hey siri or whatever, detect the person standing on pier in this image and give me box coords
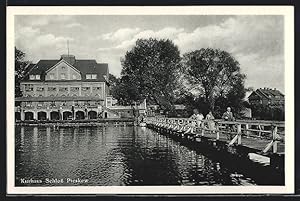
[222,107,235,139]
[222,107,234,121]
[190,109,204,127]
[184,109,204,134]
[205,111,215,131]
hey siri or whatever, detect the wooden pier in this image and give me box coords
[145,117,285,172]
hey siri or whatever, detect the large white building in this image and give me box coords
[15,54,120,121]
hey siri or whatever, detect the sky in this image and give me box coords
[15,15,285,93]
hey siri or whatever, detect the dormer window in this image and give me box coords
[86,74,97,79]
[29,74,41,80]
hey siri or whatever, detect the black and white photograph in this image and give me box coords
[6,6,294,194]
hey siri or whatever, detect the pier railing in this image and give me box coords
[144,117,285,154]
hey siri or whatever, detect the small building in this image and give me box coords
[15,54,120,121]
[248,88,284,107]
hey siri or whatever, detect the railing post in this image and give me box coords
[272,125,278,153]
[216,122,220,140]
[237,124,242,145]
[245,123,249,137]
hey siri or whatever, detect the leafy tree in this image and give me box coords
[181,48,246,117]
[15,47,27,97]
[250,104,284,121]
[118,38,181,110]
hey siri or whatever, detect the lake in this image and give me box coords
[15,125,265,186]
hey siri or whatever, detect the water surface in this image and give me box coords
[15,126,257,186]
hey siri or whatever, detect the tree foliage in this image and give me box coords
[181,48,246,117]
[250,104,284,121]
[15,47,27,97]
[117,38,182,110]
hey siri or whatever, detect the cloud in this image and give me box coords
[174,16,283,58]
[237,53,284,92]
[66,22,82,28]
[18,15,75,27]
[15,25,74,61]
[96,16,284,91]
[16,26,40,39]
[15,15,284,92]
[98,27,185,51]
[100,28,141,41]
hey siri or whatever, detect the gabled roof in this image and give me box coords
[249,88,284,101]
[22,57,109,82]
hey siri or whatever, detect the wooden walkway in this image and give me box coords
[144,117,285,156]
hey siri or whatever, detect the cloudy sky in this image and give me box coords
[15,15,284,93]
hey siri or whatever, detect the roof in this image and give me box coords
[249,88,284,101]
[15,96,104,102]
[22,57,108,82]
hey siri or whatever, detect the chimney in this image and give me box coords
[61,54,76,65]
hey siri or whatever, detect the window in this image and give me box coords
[59,87,68,92]
[82,87,90,91]
[29,75,35,80]
[25,102,32,107]
[61,73,66,80]
[70,87,79,92]
[62,66,66,70]
[37,102,43,107]
[72,74,77,80]
[36,87,44,91]
[49,74,54,80]
[48,87,56,91]
[86,74,97,79]
[25,84,33,91]
[93,87,101,91]
[35,75,40,80]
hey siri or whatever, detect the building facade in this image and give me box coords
[15,54,120,121]
[248,88,285,107]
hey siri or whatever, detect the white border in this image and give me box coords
[6,6,295,195]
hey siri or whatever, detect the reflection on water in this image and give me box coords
[15,126,256,186]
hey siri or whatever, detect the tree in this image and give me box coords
[118,38,182,111]
[15,47,27,97]
[181,48,246,117]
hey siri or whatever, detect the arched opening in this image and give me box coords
[88,111,97,119]
[25,111,34,120]
[50,111,60,120]
[104,112,108,118]
[38,111,47,120]
[75,111,85,120]
[63,111,73,120]
[15,112,21,121]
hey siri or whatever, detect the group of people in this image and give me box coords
[189,107,235,130]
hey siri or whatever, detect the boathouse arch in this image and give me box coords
[63,110,73,120]
[37,111,47,120]
[25,111,34,120]
[50,111,60,120]
[88,110,97,119]
[15,112,21,121]
[75,110,85,120]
